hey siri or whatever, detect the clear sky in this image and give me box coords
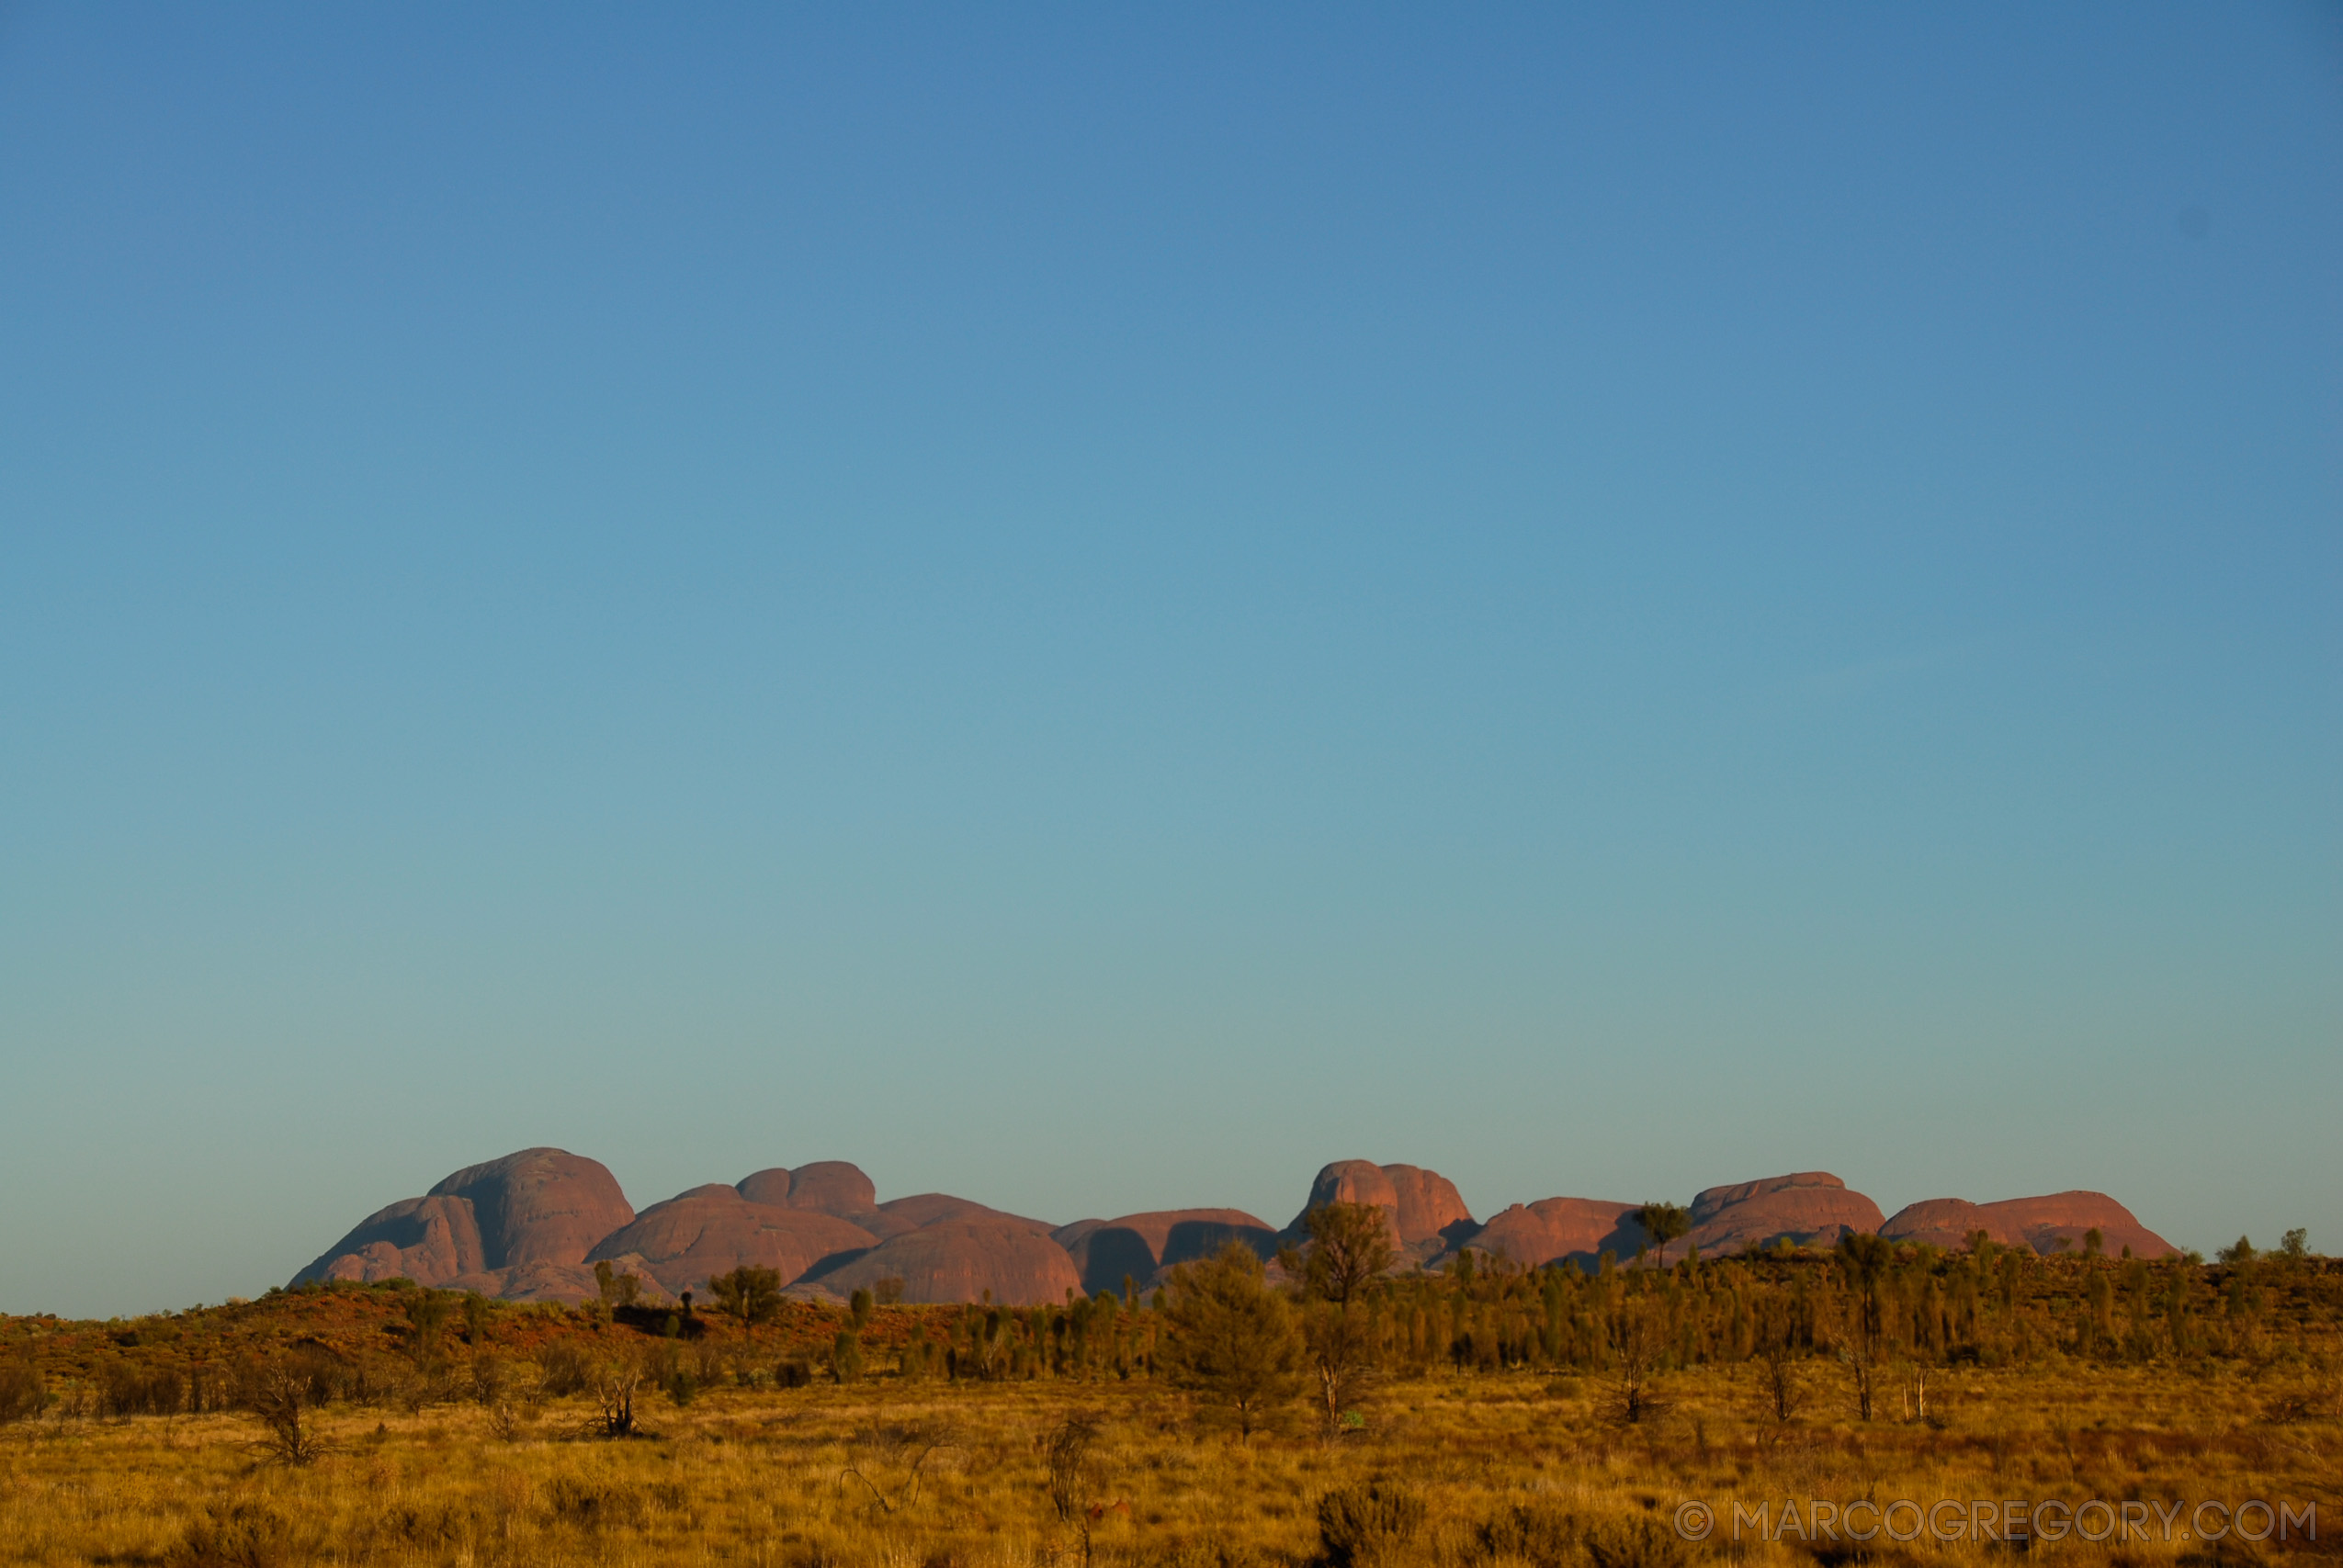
[3,6,2337,1319]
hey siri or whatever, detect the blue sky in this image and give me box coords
[2,6,2337,1317]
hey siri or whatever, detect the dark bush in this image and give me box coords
[165,1501,297,1568]
[0,1355,45,1425]
[1476,1501,1584,1568]
[97,1359,185,1417]
[1316,1482,1427,1566]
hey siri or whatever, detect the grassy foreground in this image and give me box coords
[2,1262,2337,1568]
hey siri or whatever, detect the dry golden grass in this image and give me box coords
[2,1353,2337,1568]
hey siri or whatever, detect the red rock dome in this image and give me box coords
[588,1188,878,1295]
[876,1192,1055,1235]
[1052,1209,1276,1296]
[734,1168,796,1207]
[784,1161,880,1215]
[1685,1172,1884,1256]
[1878,1198,2009,1249]
[1466,1198,1640,1269]
[428,1148,635,1269]
[294,1194,486,1288]
[1292,1160,1399,1225]
[1382,1166,1474,1246]
[816,1219,1081,1305]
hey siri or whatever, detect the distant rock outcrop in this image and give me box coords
[1466,1198,1643,1269]
[585,1187,879,1295]
[427,1148,636,1269]
[1882,1191,2174,1258]
[1685,1172,1884,1255]
[290,1150,2177,1303]
[735,1162,917,1237]
[1383,1165,1476,1248]
[1285,1160,1477,1265]
[814,1219,1082,1306]
[876,1193,1056,1235]
[296,1194,487,1288]
[1052,1210,1277,1296]
[296,1148,634,1293]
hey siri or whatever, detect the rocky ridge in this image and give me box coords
[294,1151,2179,1305]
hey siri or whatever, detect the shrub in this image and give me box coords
[0,1355,46,1425]
[165,1501,297,1568]
[1476,1502,1583,1568]
[536,1343,592,1398]
[1315,1481,1426,1567]
[98,1359,185,1417]
[1584,1513,1692,1568]
[545,1476,648,1531]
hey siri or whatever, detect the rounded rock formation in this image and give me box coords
[1877,1198,2008,1249]
[294,1194,486,1288]
[1884,1192,2173,1258]
[1052,1209,1277,1296]
[734,1168,796,1207]
[587,1188,878,1296]
[1381,1165,1475,1247]
[1685,1172,1885,1256]
[427,1148,635,1269]
[784,1161,880,1216]
[876,1192,1055,1236]
[815,1219,1081,1305]
[1466,1198,1641,1269]
[1293,1160,1399,1223]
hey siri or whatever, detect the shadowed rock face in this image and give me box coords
[1052,1210,1277,1296]
[1466,1198,1642,1269]
[814,1220,1082,1306]
[295,1195,486,1288]
[1883,1192,2174,1258]
[1685,1172,1884,1255]
[427,1148,636,1269]
[586,1189,879,1295]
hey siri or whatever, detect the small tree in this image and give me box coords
[403,1291,452,1371]
[1159,1240,1302,1441]
[1296,1201,1395,1305]
[1637,1203,1691,1271]
[1302,1300,1381,1438]
[707,1266,783,1328]
[851,1288,875,1329]
[0,1354,45,1427]
[1835,1233,1894,1357]
[833,1329,865,1383]
[593,1259,641,1308]
[2217,1236,2256,1266]
[1045,1414,1113,1566]
[1752,1296,1804,1425]
[1602,1297,1668,1424]
[588,1351,645,1438]
[243,1358,329,1465]
[2280,1229,2309,1260]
